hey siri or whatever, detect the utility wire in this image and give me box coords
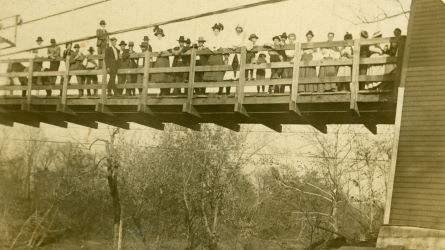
[0,0,290,56]
[0,137,390,162]
[0,0,111,30]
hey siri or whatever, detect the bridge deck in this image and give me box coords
[0,37,405,132]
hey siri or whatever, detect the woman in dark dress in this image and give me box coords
[268,35,285,93]
[300,30,317,92]
[150,26,172,96]
[203,23,227,95]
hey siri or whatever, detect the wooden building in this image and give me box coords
[378,0,445,249]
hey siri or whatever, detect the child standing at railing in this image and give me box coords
[256,53,267,93]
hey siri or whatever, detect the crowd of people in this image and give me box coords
[26,20,403,97]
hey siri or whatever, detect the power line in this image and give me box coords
[0,0,291,57]
[12,124,394,135]
[0,137,390,162]
[0,0,111,30]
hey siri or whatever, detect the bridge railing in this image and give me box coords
[0,36,405,114]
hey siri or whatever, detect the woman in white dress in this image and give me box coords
[366,31,387,90]
[300,30,318,93]
[337,32,353,91]
[203,23,228,95]
[150,26,172,96]
[319,32,340,92]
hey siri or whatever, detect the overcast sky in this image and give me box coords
[0,0,411,55]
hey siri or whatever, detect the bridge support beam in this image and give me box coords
[261,122,282,133]
[131,113,164,131]
[213,121,241,132]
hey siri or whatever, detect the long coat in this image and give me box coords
[105,47,120,73]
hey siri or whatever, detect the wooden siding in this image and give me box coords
[389,0,445,230]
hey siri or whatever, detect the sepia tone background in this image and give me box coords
[0,0,412,249]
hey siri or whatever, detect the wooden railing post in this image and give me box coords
[289,42,302,115]
[182,48,199,117]
[234,46,248,116]
[138,50,152,113]
[23,58,34,110]
[350,39,361,115]
[60,56,70,108]
[394,36,406,100]
[100,54,107,104]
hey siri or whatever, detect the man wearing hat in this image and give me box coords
[171,36,188,94]
[195,36,208,94]
[246,34,259,81]
[117,41,129,95]
[283,33,296,85]
[104,37,120,96]
[359,30,370,77]
[84,47,99,96]
[36,36,43,46]
[34,36,46,77]
[135,41,151,95]
[97,20,108,69]
[46,38,61,95]
[125,41,137,96]
[70,44,86,96]
[280,32,288,45]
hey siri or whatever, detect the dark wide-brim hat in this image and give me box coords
[177,36,186,42]
[36,36,43,42]
[100,20,106,25]
[280,32,287,39]
[186,38,191,44]
[88,46,95,52]
[272,36,281,41]
[248,34,258,40]
[119,41,127,46]
[128,41,134,46]
[143,35,149,41]
[197,36,206,42]
[50,38,56,43]
[73,44,80,48]
[140,41,148,48]
[360,30,369,39]
[110,37,117,41]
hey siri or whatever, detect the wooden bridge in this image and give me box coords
[0,37,404,132]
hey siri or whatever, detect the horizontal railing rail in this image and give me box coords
[0,36,405,116]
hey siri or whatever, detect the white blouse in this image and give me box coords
[206,34,226,52]
[231,32,247,48]
[150,37,171,61]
